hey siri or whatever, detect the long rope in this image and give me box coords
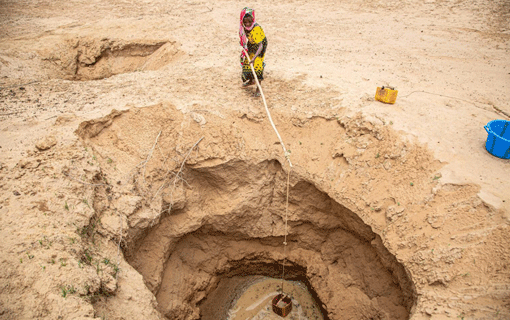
[280,169,291,294]
[242,49,292,296]
[243,49,292,168]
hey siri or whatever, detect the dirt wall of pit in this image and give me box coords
[71,103,454,319]
[1,102,508,320]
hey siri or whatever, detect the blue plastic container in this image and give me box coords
[484,120,510,159]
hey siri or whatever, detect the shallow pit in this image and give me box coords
[46,38,181,80]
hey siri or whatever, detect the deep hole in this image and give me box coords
[73,107,418,318]
[91,141,416,319]
[142,216,415,319]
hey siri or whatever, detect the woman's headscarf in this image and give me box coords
[239,7,256,56]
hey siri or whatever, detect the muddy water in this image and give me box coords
[227,277,324,320]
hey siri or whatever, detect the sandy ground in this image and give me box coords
[0,0,509,319]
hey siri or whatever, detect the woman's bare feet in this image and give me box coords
[254,81,262,97]
[242,80,254,87]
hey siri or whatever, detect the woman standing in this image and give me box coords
[239,7,268,97]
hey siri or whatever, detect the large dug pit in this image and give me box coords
[75,104,420,320]
[43,38,181,80]
[126,161,414,319]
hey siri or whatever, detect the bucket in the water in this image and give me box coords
[484,119,510,159]
[272,293,292,317]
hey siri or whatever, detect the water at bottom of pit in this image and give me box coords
[223,276,324,320]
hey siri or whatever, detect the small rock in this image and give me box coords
[14,171,26,179]
[35,135,57,151]
[18,159,40,169]
[116,195,143,217]
[386,205,405,222]
[99,212,126,236]
[163,187,186,212]
[19,159,30,168]
[100,274,117,294]
[13,190,20,196]
[190,112,206,125]
[427,214,444,229]
[54,113,76,125]
[427,271,451,286]
[424,308,433,315]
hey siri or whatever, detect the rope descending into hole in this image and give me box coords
[242,49,292,168]
[281,168,291,295]
[243,49,293,303]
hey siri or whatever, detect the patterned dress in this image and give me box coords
[241,24,268,82]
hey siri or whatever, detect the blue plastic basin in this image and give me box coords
[484,120,510,159]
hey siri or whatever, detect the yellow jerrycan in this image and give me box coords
[375,86,398,104]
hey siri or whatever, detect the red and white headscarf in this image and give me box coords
[239,7,256,56]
